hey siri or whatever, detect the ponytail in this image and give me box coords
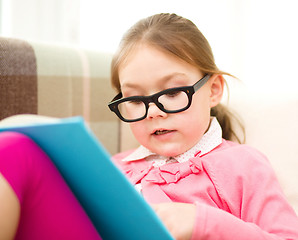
[211,103,245,144]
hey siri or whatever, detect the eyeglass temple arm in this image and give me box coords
[193,74,210,92]
[111,92,123,102]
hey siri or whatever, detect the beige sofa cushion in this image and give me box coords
[227,86,298,214]
[0,37,119,154]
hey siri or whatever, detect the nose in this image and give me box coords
[146,102,167,119]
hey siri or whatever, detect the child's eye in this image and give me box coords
[128,99,143,105]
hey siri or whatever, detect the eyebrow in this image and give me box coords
[121,72,189,91]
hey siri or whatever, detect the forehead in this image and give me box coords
[118,43,201,90]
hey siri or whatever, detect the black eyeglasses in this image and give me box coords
[108,74,210,122]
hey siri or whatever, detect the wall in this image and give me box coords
[1,0,297,95]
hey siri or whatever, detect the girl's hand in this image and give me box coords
[152,202,196,240]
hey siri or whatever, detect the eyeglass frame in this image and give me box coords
[108,74,210,122]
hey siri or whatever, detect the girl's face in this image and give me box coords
[118,44,223,157]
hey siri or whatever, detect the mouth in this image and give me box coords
[153,129,174,135]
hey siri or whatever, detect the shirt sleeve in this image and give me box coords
[190,145,298,240]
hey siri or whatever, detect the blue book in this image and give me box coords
[0,115,173,240]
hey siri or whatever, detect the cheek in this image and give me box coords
[190,93,211,121]
[129,122,148,143]
[182,94,211,133]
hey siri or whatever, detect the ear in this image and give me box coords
[209,74,224,108]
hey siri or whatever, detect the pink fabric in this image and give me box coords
[0,132,101,240]
[113,139,298,239]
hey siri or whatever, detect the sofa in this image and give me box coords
[0,37,118,154]
[0,37,297,214]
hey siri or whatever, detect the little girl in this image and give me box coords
[108,13,298,239]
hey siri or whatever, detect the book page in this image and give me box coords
[0,114,60,127]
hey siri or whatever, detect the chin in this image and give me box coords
[154,146,184,157]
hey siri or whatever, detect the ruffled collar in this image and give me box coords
[122,156,204,185]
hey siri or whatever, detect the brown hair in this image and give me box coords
[111,13,245,143]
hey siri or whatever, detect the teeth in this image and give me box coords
[155,130,171,135]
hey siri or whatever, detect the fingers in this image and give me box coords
[151,202,196,240]
[0,173,20,240]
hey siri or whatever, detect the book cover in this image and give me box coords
[0,115,173,240]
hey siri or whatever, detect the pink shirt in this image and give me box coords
[113,139,298,239]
